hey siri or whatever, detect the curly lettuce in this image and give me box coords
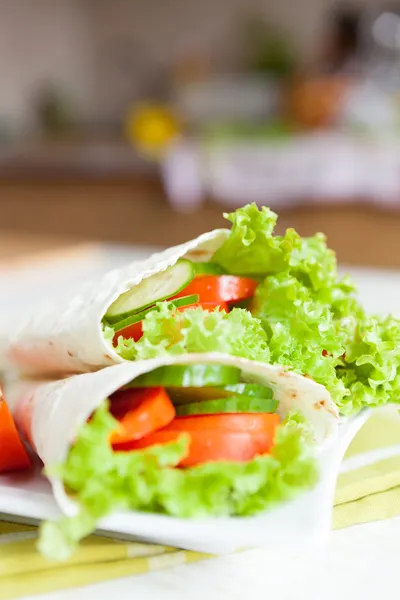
[212,204,300,276]
[111,303,271,363]
[253,274,348,405]
[337,315,400,415]
[213,204,362,409]
[38,404,318,561]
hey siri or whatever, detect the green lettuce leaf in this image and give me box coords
[38,404,318,561]
[213,203,362,317]
[253,274,348,405]
[337,315,400,415]
[213,204,368,412]
[212,203,300,276]
[113,303,271,363]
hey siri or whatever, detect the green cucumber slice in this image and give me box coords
[127,364,241,388]
[193,262,225,275]
[168,383,273,404]
[112,295,199,332]
[175,396,278,416]
[105,259,195,323]
[220,383,273,398]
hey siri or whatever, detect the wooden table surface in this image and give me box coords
[1,180,400,269]
[0,230,91,269]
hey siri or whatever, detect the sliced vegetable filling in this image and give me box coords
[175,396,278,416]
[103,258,260,348]
[41,403,318,560]
[97,364,281,467]
[167,382,274,403]
[105,260,196,322]
[126,364,241,388]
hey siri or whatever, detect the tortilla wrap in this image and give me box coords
[9,352,339,518]
[7,229,229,377]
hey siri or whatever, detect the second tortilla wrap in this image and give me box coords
[9,352,339,519]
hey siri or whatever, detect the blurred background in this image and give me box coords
[2,0,400,267]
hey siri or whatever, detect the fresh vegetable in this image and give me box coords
[173,275,258,305]
[337,315,400,415]
[39,406,317,560]
[217,383,274,398]
[210,204,385,415]
[113,301,228,345]
[212,203,298,276]
[126,424,278,467]
[175,396,278,416]
[193,262,225,275]
[195,301,229,312]
[0,394,31,473]
[109,387,175,445]
[127,364,241,388]
[109,303,271,363]
[113,295,199,332]
[160,413,280,433]
[113,320,143,344]
[168,382,273,404]
[105,260,195,322]
[253,274,348,405]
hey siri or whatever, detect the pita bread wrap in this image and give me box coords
[7,229,229,377]
[10,353,339,519]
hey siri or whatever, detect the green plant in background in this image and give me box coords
[35,83,74,136]
[244,17,296,79]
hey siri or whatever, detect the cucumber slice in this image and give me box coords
[221,383,273,398]
[175,396,278,416]
[168,383,273,404]
[194,262,225,275]
[112,295,199,333]
[105,259,195,323]
[127,364,241,388]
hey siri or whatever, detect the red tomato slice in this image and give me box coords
[173,275,258,305]
[113,320,143,345]
[113,302,228,344]
[0,394,31,473]
[164,413,280,434]
[122,427,276,467]
[110,387,175,445]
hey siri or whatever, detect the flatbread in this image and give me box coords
[7,229,229,376]
[9,352,339,517]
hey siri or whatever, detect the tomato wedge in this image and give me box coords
[113,302,228,344]
[164,413,280,433]
[119,413,280,467]
[110,387,175,445]
[123,428,276,467]
[173,275,258,305]
[0,393,31,473]
[113,320,143,344]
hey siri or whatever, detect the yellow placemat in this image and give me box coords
[334,408,400,528]
[2,408,400,599]
[0,523,211,600]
